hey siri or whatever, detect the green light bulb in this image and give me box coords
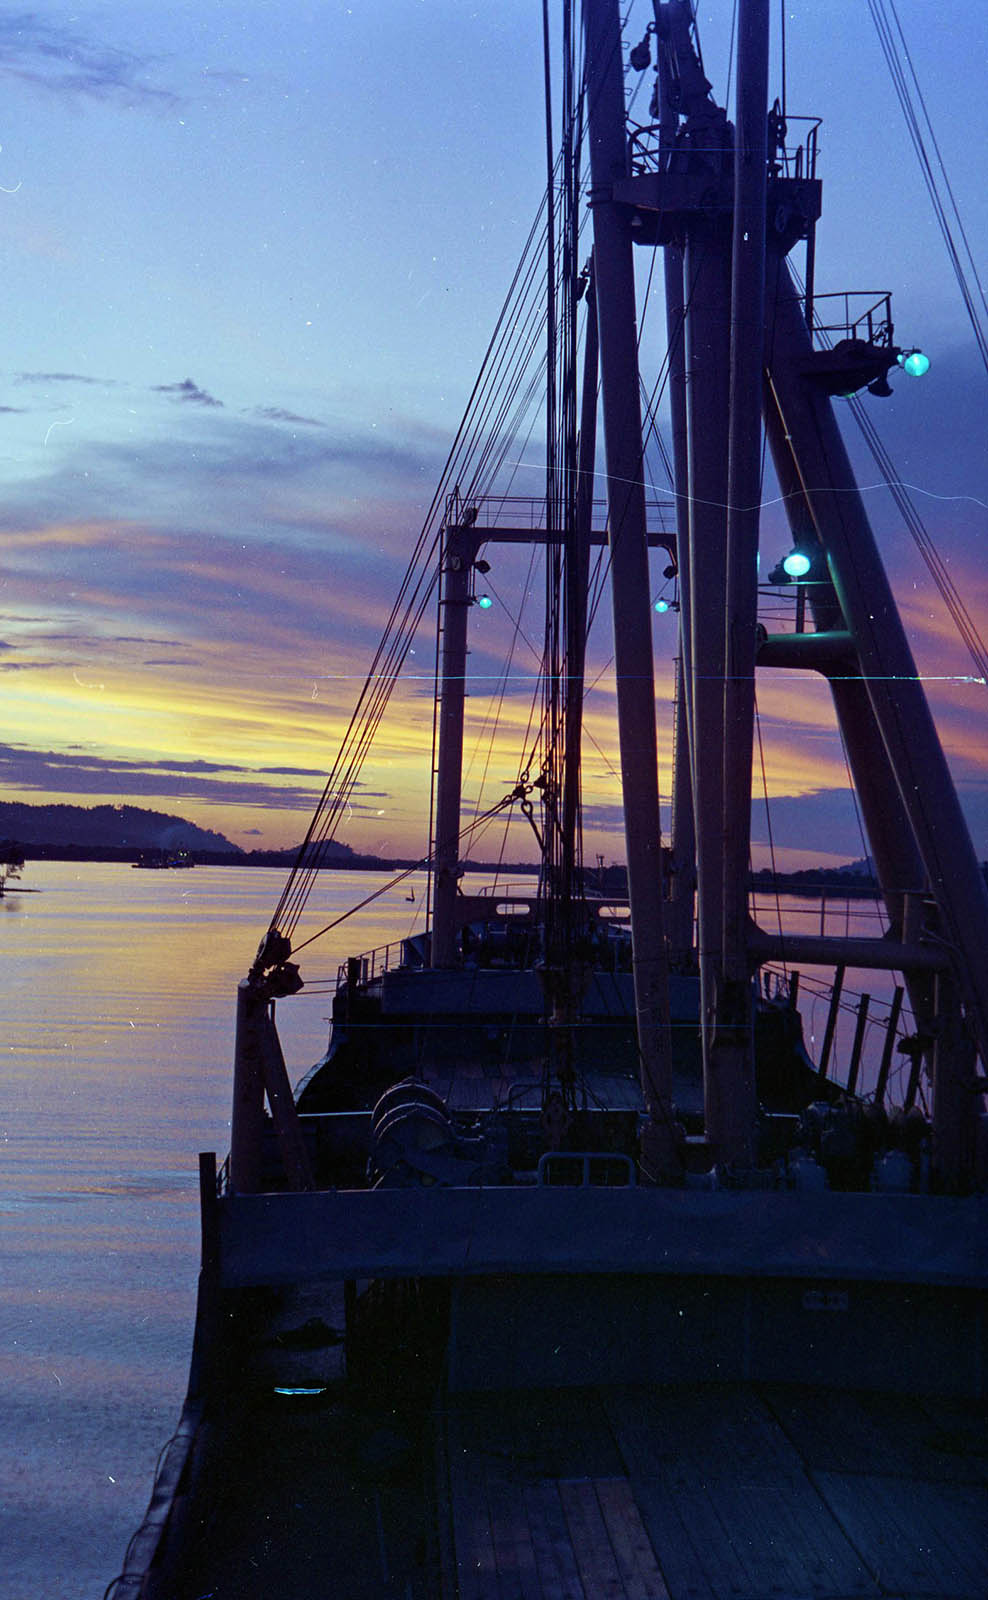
[477,594,493,610]
[782,550,812,579]
[902,350,930,378]
[654,598,670,613]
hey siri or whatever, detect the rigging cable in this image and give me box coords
[268,187,558,945]
[847,392,988,683]
[865,0,988,375]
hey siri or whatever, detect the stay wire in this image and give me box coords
[865,0,988,374]
[271,188,556,941]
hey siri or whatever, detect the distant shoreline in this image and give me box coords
[16,845,885,898]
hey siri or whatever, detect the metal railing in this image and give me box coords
[537,1151,636,1187]
[336,940,408,988]
[811,291,894,347]
[452,491,676,535]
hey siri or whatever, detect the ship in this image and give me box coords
[107,3,988,1596]
[130,851,196,870]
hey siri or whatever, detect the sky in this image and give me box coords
[0,0,986,869]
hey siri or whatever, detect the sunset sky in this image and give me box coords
[1,1,985,869]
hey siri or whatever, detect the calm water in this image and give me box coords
[1,862,900,1598]
[1,860,432,1600]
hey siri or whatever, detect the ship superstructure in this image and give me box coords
[108,4,988,1596]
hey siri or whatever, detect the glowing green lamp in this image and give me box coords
[782,549,812,579]
[477,594,493,610]
[896,349,931,377]
[654,598,670,613]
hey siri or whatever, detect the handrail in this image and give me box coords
[336,939,409,987]
[810,290,894,346]
[537,1151,636,1187]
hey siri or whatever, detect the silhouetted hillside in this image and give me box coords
[0,802,240,854]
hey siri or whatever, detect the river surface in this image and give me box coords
[2,862,901,1598]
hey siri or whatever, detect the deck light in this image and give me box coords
[477,594,493,609]
[654,598,670,613]
[782,549,812,579]
[897,349,931,378]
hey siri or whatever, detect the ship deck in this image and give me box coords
[437,1382,988,1599]
[166,1319,987,1600]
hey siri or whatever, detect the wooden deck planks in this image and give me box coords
[441,1383,987,1600]
[604,1385,807,1489]
[760,1384,899,1477]
[522,1481,588,1600]
[486,1473,545,1599]
[625,1477,717,1600]
[744,1478,877,1598]
[557,1480,630,1599]
[764,1383,988,1485]
[605,1385,881,1600]
[918,1396,988,1484]
[442,1392,672,1599]
[595,1477,672,1600]
[444,1405,506,1600]
[705,1482,832,1598]
[814,1471,988,1597]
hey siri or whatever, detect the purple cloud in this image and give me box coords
[153,378,223,407]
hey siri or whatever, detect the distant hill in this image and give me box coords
[238,839,357,867]
[834,856,875,877]
[0,801,241,854]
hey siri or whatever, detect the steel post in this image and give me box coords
[762,384,926,940]
[562,266,598,868]
[584,0,679,1175]
[230,980,267,1194]
[763,366,938,1048]
[432,526,475,968]
[663,243,697,967]
[713,0,769,1162]
[684,222,732,1117]
[764,259,988,1162]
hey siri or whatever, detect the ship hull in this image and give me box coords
[112,1174,988,1599]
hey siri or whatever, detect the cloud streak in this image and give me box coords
[253,407,325,428]
[17,371,109,386]
[0,14,178,107]
[152,378,223,407]
[0,741,337,813]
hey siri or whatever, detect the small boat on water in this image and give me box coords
[109,3,987,1596]
[131,850,195,870]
